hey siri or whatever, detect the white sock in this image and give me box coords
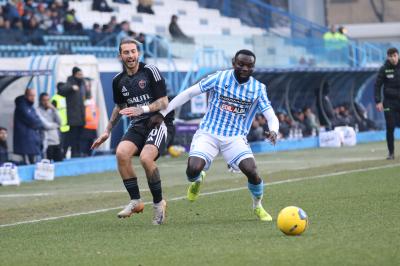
[252,196,262,209]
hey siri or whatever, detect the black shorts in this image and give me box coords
[121,122,173,157]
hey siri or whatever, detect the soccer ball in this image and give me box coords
[277,206,308,235]
[168,145,185,157]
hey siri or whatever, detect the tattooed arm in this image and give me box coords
[119,96,168,117]
[148,96,168,112]
[91,103,126,149]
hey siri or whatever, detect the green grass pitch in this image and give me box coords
[0,141,399,266]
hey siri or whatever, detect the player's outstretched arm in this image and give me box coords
[263,108,279,145]
[91,103,125,149]
[159,83,202,117]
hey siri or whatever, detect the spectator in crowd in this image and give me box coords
[247,119,264,142]
[4,1,21,23]
[323,25,340,48]
[137,0,154,14]
[337,26,349,62]
[25,15,45,44]
[168,15,194,43]
[23,0,36,14]
[323,25,342,62]
[48,9,63,34]
[13,88,44,164]
[80,79,99,157]
[276,110,291,139]
[52,82,70,159]
[0,127,8,165]
[63,8,83,34]
[116,20,130,46]
[292,108,308,137]
[303,107,319,136]
[92,0,113,12]
[338,104,356,126]
[35,3,52,31]
[107,15,119,33]
[89,23,103,45]
[58,67,89,158]
[37,92,63,162]
[256,113,269,132]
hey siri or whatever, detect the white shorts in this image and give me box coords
[189,130,254,171]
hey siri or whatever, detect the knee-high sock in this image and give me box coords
[248,180,264,208]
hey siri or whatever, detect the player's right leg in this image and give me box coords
[115,140,144,218]
[186,157,206,201]
[384,109,395,159]
[186,130,219,201]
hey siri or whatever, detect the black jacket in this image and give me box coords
[13,95,44,155]
[0,141,8,164]
[374,60,400,106]
[58,76,88,126]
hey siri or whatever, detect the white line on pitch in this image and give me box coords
[1,163,399,228]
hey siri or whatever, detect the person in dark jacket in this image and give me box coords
[168,15,194,43]
[0,127,8,165]
[375,47,400,160]
[13,88,44,164]
[58,67,89,157]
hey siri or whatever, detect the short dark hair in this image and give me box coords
[119,37,141,54]
[387,47,398,56]
[72,66,81,75]
[0,126,7,131]
[234,49,256,62]
[39,92,49,101]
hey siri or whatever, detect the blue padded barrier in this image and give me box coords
[17,155,116,182]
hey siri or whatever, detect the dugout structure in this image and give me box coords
[253,67,382,130]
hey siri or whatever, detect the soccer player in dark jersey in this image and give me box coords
[91,38,173,225]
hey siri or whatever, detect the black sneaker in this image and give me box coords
[386,154,395,160]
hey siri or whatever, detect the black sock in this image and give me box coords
[148,180,162,204]
[123,177,140,200]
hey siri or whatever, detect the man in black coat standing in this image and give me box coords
[375,47,400,160]
[59,67,89,157]
[0,127,9,165]
[13,88,44,164]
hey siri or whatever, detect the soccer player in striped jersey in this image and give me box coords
[91,38,174,225]
[156,49,279,221]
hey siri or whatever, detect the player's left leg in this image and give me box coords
[140,123,170,225]
[221,136,272,221]
[238,158,272,222]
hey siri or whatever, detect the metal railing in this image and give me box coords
[177,48,230,94]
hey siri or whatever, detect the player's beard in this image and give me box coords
[123,58,138,73]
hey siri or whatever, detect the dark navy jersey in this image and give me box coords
[112,62,173,124]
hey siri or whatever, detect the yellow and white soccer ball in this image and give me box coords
[277,206,308,235]
[168,145,186,158]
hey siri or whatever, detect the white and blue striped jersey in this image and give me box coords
[199,69,272,137]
